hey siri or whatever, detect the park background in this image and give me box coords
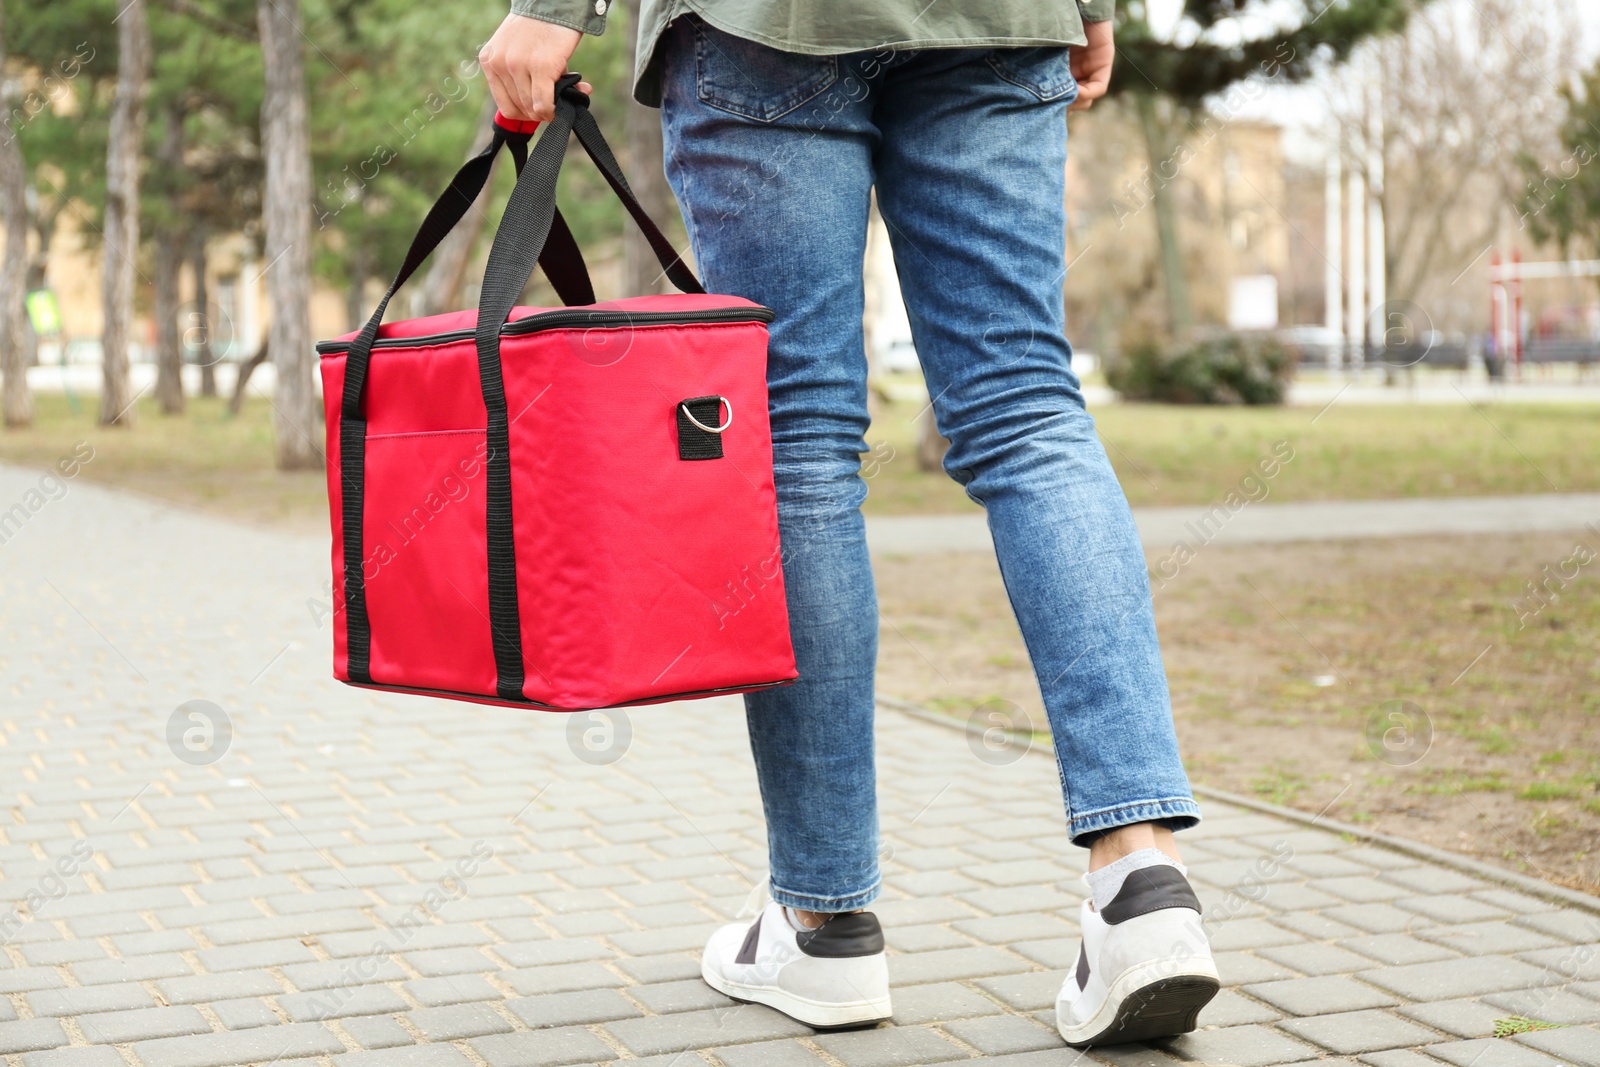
[2,0,1599,900]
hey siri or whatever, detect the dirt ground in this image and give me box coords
[874,531,1600,895]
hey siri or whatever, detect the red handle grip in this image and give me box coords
[494,110,541,135]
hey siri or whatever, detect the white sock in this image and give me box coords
[1085,848,1185,912]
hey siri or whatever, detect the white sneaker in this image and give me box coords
[1056,864,1220,1047]
[701,901,892,1029]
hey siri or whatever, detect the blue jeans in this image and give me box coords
[660,17,1201,914]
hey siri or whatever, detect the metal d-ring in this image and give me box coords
[682,397,733,434]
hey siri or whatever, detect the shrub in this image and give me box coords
[1105,333,1296,405]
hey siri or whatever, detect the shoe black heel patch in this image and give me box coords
[795,912,885,958]
[1100,866,1202,925]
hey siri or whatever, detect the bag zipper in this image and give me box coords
[316,305,775,356]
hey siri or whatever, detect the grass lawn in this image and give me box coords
[875,531,1600,893]
[0,394,328,532]
[863,393,1600,514]
[5,390,1600,528]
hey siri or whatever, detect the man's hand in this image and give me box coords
[479,14,592,122]
[1068,19,1114,112]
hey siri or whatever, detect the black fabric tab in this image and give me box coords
[734,917,762,965]
[1075,942,1090,990]
[1099,865,1202,925]
[676,396,725,460]
[795,911,885,958]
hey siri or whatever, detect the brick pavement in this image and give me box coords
[1,466,1597,1067]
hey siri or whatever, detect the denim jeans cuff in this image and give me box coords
[766,877,881,914]
[1068,797,1202,846]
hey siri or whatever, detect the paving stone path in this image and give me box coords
[1,466,1597,1067]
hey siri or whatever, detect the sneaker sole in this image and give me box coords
[1059,970,1220,1047]
[702,962,892,1030]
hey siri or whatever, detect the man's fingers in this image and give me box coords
[1065,18,1114,115]
[526,71,556,122]
[1069,85,1099,112]
[1067,67,1110,112]
[485,69,527,120]
[479,14,585,123]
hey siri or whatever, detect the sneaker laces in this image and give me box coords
[738,873,771,918]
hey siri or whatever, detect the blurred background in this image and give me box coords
[1,0,1597,895]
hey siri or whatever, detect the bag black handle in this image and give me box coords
[507,134,597,312]
[568,104,703,295]
[341,76,705,700]
[475,75,704,343]
[338,115,596,423]
[336,100,593,691]
[464,74,707,700]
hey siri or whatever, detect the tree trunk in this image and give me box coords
[258,0,320,468]
[228,338,269,416]
[0,0,34,428]
[100,0,150,427]
[154,234,185,414]
[1136,92,1192,341]
[154,101,187,415]
[419,95,498,316]
[191,229,216,397]
[623,0,673,296]
[916,413,950,473]
[346,242,368,330]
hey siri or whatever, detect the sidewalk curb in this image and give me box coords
[879,696,1600,918]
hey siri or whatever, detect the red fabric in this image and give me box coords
[319,295,797,710]
[493,111,541,135]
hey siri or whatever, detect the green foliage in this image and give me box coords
[1518,61,1600,253]
[298,0,635,304]
[1113,0,1432,106]
[1106,332,1295,405]
[8,0,119,74]
[10,0,117,244]
[10,0,639,320]
[141,4,264,247]
[303,0,506,293]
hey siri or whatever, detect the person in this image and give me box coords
[480,0,1218,1046]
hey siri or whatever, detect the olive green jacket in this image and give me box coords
[509,0,1114,106]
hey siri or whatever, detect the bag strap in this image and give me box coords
[475,78,704,330]
[343,76,702,700]
[505,137,596,311]
[467,83,583,701]
[467,74,708,701]
[570,104,703,294]
[335,106,594,691]
[338,117,596,423]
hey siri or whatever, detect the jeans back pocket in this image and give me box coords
[692,16,840,122]
[985,47,1079,103]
